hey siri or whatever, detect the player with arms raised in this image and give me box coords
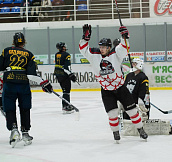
[79,24,148,143]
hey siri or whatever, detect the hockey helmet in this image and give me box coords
[132,58,144,71]
[113,38,120,47]
[56,42,67,51]
[13,32,25,47]
[98,38,112,48]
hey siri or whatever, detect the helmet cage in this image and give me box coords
[132,58,144,71]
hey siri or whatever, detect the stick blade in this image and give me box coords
[163,111,169,114]
[167,110,172,114]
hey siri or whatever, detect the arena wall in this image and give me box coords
[30,62,172,91]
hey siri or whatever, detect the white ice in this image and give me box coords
[0,90,172,162]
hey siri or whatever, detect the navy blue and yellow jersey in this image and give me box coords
[54,51,71,76]
[0,46,37,84]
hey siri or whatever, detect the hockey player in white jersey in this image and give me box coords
[79,24,148,143]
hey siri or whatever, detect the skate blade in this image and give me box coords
[115,140,120,144]
[144,138,147,142]
[23,140,32,146]
[11,138,21,148]
[63,110,74,114]
[140,137,148,142]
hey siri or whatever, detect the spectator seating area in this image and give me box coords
[0,0,22,23]
[77,3,87,11]
[0,0,88,23]
[39,0,87,22]
[0,0,21,12]
[0,0,22,4]
[76,1,87,20]
[0,6,20,12]
[0,0,149,23]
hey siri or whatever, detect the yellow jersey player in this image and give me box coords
[0,32,53,148]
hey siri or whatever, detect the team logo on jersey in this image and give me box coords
[99,59,115,76]
[126,80,136,93]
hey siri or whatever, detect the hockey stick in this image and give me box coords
[72,78,80,86]
[150,102,172,114]
[0,106,6,118]
[119,109,124,130]
[62,68,80,86]
[114,0,133,69]
[52,90,80,120]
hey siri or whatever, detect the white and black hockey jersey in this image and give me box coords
[79,38,129,90]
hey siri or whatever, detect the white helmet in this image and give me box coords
[131,58,144,72]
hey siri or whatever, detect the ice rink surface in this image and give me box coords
[0,90,172,162]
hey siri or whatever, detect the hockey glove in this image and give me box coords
[138,103,149,112]
[40,80,53,93]
[136,104,148,121]
[82,24,92,41]
[119,26,129,39]
[69,73,77,82]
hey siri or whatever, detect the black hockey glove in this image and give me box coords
[69,73,77,82]
[40,80,53,93]
[82,24,92,41]
[119,26,129,39]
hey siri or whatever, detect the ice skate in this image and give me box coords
[62,105,74,114]
[22,132,33,146]
[9,125,21,148]
[137,127,148,141]
[113,131,120,144]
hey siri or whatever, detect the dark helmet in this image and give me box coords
[13,32,25,47]
[113,38,120,47]
[56,42,66,51]
[98,38,112,48]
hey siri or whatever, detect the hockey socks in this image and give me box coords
[108,109,119,132]
[126,108,143,128]
[126,108,148,140]
[108,109,121,143]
